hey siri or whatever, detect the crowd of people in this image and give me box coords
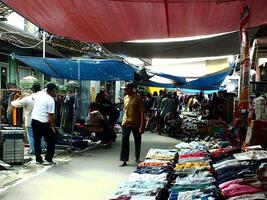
[142,90,228,133]
[12,80,227,167]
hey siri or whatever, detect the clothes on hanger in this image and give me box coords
[60,95,75,133]
[254,94,267,120]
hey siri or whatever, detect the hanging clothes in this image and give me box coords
[254,95,267,120]
[55,95,64,127]
[60,95,75,133]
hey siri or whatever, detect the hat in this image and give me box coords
[121,82,136,89]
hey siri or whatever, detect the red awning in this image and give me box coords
[3,0,267,43]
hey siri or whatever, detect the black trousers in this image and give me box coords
[32,119,56,162]
[120,126,141,162]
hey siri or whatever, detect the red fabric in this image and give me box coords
[210,147,236,158]
[3,0,267,43]
[179,152,207,158]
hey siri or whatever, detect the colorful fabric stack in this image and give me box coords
[111,142,267,200]
[113,173,167,197]
[211,148,267,199]
[169,141,219,200]
[111,148,177,200]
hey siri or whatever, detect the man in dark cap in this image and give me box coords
[119,82,145,167]
[31,82,57,165]
[11,82,46,154]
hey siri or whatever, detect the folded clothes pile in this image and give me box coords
[145,149,178,161]
[111,148,177,200]
[178,148,211,164]
[168,141,219,200]
[175,141,209,152]
[111,141,267,200]
[212,148,267,199]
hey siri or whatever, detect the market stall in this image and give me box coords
[111,137,267,199]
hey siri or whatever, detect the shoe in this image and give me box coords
[41,149,47,154]
[135,159,141,164]
[35,160,44,165]
[103,141,112,147]
[119,161,127,167]
[43,160,56,165]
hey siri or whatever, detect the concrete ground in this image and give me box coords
[0,132,179,200]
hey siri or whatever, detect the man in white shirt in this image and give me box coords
[11,83,45,154]
[31,83,57,165]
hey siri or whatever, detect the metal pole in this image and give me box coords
[42,31,46,58]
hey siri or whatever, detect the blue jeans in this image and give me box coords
[26,127,46,154]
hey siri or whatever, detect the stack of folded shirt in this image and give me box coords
[215,160,258,184]
[178,148,210,164]
[113,173,167,197]
[136,149,177,175]
[167,141,219,200]
[212,149,267,199]
[175,141,209,152]
[145,149,177,161]
[138,159,171,167]
[171,171,216,192]
[174,161,211,174]
[225,193,267,200]
[233,150,267,161]
[168,189,216,200]
[111,148,178,200]
[219,178,263,199]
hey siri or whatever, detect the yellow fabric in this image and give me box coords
[175,161,210,170]
[147,86,164,95]
[122,93,144,128]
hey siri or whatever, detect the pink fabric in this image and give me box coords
[219,179,262,198]
[3,0,267,43]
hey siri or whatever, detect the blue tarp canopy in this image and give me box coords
[142,67,232,91]
[153,73,186,85]
[141,81,179,88]
[180,68,231,90]
[14,55,135,81]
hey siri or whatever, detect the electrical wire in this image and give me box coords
[0,31,132,63]
[0,31,45,49]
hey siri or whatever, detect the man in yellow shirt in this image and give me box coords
[119,82,145,167]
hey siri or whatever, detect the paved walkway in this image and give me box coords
[0,132,179,200]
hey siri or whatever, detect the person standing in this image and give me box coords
[119,82,144,167]
[160,92,176,119]
[11,83,45,154]
[31,83,57,165]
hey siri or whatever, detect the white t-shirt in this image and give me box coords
[11,94,34,127]
[31,91,55,123]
